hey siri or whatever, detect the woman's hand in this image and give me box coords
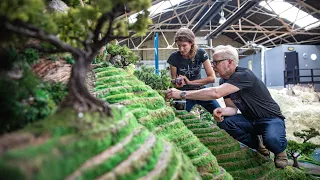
[213,108,224,122]
[178,75,189,85]
[171,76,186,88]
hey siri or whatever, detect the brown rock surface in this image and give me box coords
[32,59,71,84]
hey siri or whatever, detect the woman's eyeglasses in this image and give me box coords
[211,59,229,66]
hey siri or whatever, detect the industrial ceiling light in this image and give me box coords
[191,0,229,33]
[205,0,259,39]
[219,9,226,24]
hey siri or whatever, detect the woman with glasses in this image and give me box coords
[167,27,220,113]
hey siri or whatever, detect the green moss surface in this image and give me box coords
[0,103,200,180]
[94,66,229,179]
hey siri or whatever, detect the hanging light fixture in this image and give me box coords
[206,0,259,39]
[219,9,226,24]
[191,0,229,33]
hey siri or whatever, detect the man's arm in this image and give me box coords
[221,98,238,116]
[184,83,240,100]
[213,98,238,121]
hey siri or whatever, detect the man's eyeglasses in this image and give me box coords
[211,59,229,66]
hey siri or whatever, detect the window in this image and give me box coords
[129,0,188,24]
[259,0,320,30]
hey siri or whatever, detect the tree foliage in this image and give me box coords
[1,0,152,113]
[0,48,60,134]
[106,43,140,67]
[294,128,320,143]
[134,66,172,91]
[287,128,320,168]
[1,0,152,47]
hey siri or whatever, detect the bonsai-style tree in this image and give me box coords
[287,141,318,168]
[294,128,320,143]
[287,128,320,168]
[0,0,152,114]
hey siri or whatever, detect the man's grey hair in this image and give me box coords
[213,45,239,65]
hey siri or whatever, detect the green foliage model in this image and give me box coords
[287,128,320,168]
[0,48,58,134]
[0,105,201,180]
[0,0,152,113]
[93,66,315,180]
[134,66,172,90]
[106,43,140,67]
[0,41,71,132]
[294,128,320,143]
[93,66,233,179]
[43,82,69,105]
[287,141,319,168]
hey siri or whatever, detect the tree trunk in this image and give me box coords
[292,157,299,168]
[60,55,111,115]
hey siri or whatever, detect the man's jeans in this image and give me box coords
[217,114,287,154]
[186,99,220,113]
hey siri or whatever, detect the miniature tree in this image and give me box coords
[287,141,318,168]
[294,128,320,143]
[287,128,320,168]
[0,0,152,114]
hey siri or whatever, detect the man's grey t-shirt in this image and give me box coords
[219,66,285,120]
[167,48,209,90]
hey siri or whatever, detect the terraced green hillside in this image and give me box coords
[94,66,232,180]
[174,110,282,180]
[0,65,313,180]
[0,106,200,179]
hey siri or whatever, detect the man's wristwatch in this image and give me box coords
[180,91,187,99]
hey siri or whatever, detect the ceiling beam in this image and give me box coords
[138,29,320,36]
[238,0,320,46]
[169,0,183,25]
[223,7,284,46]
[150,3,203,29]
[298,1,320,14]
[206,0,260,39]
[186,1,209,28]
[259,19,320,46]
[118,3,203,44]
[234,1,300,44]
[231,26,247,44]
[192,0,229,33]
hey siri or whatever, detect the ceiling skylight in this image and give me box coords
[259,0,320,30]
[128,0,188,24]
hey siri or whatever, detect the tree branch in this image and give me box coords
[93,13,110,43]
[4,18,84,57]
[84,31,94,53]
[93,3,124,43]
[96,15,114,49]
[69,36,87,48]
[92,4,125,51]
[289,153,294,158]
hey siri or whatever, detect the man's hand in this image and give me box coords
[166,88,182,99]
[213,108,224,122]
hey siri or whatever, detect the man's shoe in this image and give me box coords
[274,151,288,168]
[257,135,270,158]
